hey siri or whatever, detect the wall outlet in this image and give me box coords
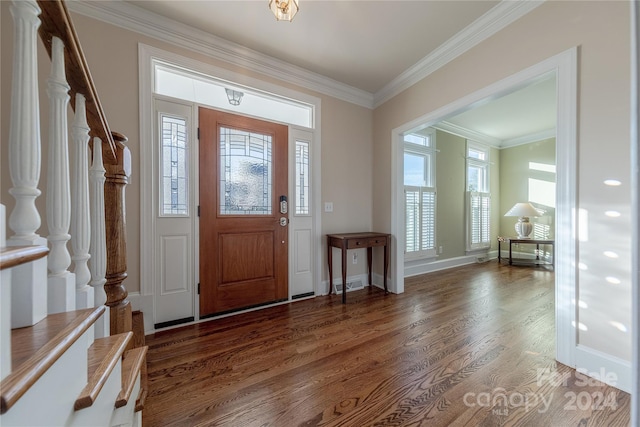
[352,252,358,264]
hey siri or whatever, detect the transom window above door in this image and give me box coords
[154,63,314,128]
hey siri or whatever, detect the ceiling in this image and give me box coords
[128,0,499,94]
[119,0,555,145]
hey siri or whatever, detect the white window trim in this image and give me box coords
[404,129,436,260]
[465,140,491,251]
[466,140,490,192]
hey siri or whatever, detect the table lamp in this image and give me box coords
[504,202,540,239]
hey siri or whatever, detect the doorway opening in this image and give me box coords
[391,48,577,367]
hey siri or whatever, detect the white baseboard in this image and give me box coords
[575,344,631,393]
[404,252,493,277]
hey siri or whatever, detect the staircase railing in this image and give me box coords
[5,0,133,336]
[38,0,133,336]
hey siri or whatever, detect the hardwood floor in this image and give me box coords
[143,263,630,426]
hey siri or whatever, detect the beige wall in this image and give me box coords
[431,132,500,262]
[499,138,556,243]
[1,3,374,295]
[434,130,466,259]
[373,1,631,361]
[489,146,500,252]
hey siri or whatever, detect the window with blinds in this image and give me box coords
[405,187,436,255]
[468,191,491,250]
[466,141,491,250]
[404,129,436,259]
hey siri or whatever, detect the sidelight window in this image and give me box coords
[466,141,491,250]
[160,114,189,216]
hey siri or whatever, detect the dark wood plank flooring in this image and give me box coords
[143,262,630,426]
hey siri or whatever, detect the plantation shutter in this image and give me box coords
[468,191,490,250]
[405,186,436,257]
[421,188,436,252]
[405,188,420,253]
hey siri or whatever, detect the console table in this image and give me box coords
[497,237,555,267]
[327,232,390,304]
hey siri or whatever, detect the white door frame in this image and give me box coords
[390,48,578,366]
[138,44,322,332]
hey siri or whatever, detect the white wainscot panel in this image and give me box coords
[294,229,311,274]
[161,234,189,295]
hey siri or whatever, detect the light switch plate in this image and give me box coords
[324,202,333,212]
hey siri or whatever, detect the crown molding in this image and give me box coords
[433,121,503,147]
[501,128,556,148]
[373,0,545,108]
[68,0,542,111]
[67,0,375,109]
[434,121,555,149]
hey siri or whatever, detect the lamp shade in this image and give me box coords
[504,202,540,218]
[504,202,541,239]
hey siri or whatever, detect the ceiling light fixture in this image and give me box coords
[225,88,244,106]
[269,0,299,21]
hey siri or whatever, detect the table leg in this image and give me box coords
[536,243,540,262]
[509,241,513,265]
[383,242,389,294]
[341,244,347,304]
[367,247,372,287]
[498,240,502,263]
[327,238,333,295]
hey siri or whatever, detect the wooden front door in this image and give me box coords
[199,108,289,317]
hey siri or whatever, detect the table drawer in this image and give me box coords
[347,238,369,249]
[368,237,387,247]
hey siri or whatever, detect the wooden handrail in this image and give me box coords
[115,346,148,408]
[75,332,132,410]
[36,0,117,165]
[0,246,49,271]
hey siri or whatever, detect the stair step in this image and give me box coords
[75,332,132,410]
[0,245,48,271]
[116,346,148,408]
[1,306,105,414]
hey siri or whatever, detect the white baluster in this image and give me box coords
[89,136,109,336]
[71,94,95,309]
[8,0,48,327]
[46,36,76,314]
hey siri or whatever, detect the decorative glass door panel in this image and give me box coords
[219,127,272,215]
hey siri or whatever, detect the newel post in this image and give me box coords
[104,132,132,335]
